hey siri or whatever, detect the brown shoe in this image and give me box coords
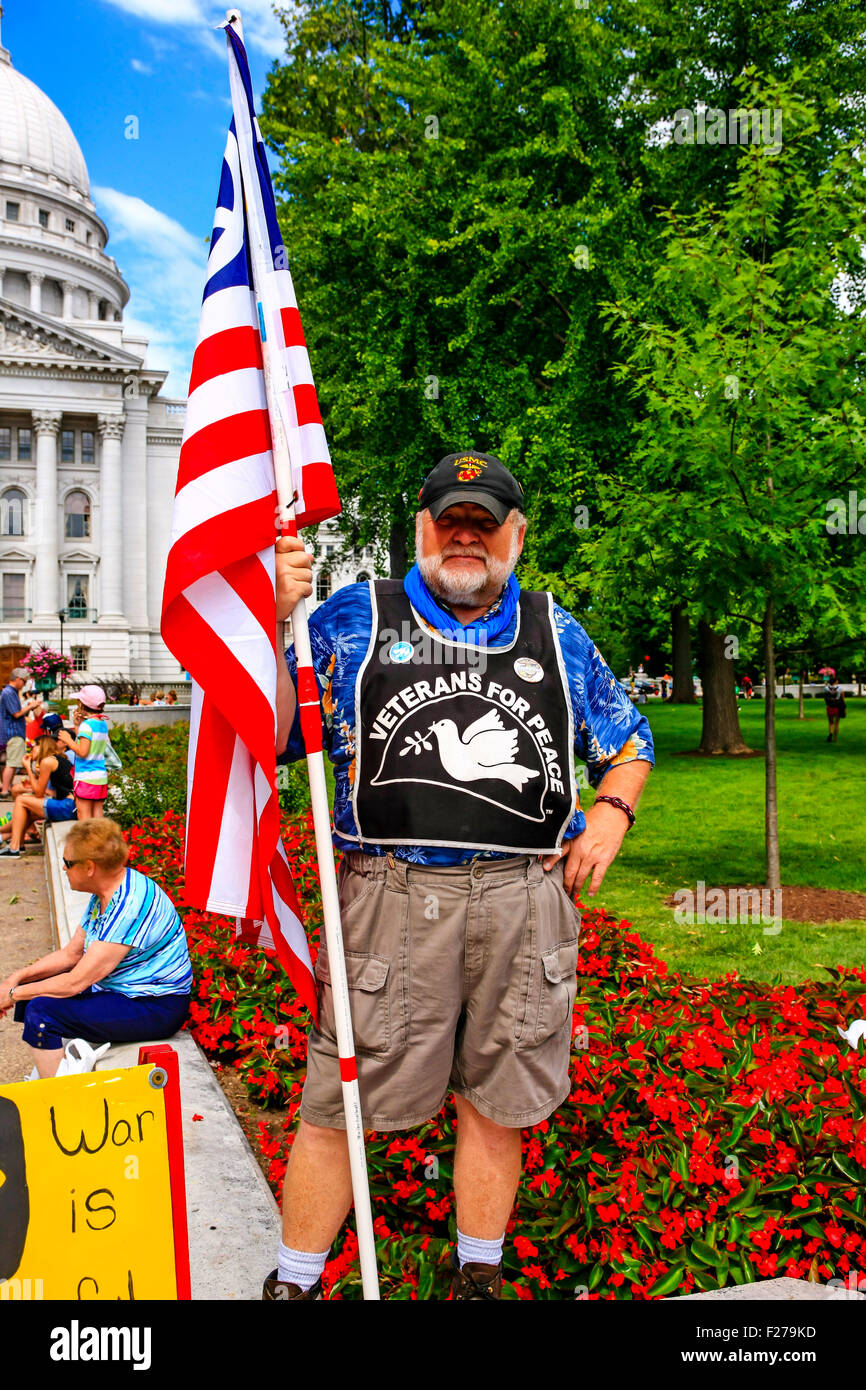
[262,1269,323,1300]
[449,1250,503,1300]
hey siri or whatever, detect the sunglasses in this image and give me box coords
[62,857,81,869]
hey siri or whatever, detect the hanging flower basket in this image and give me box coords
[22,645,74,691]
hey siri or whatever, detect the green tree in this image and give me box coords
[603,73,866,885]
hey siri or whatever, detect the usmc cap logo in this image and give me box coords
[454,454,487,482]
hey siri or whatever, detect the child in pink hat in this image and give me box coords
[57,685,110,819]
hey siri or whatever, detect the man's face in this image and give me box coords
[416,502,525,607]
[10,678,23,691]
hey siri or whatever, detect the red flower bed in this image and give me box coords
[127,811,866,1301]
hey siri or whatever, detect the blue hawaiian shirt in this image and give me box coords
[281,581,654,864]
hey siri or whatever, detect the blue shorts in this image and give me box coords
[44,797,77,822]
[15,988,190,1051]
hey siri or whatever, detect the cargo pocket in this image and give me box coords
[537,940,579,1042]
[315,950,394,1057]
[515,939,578,1049]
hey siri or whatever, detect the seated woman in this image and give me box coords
[0,718,76,858]
[0,818,191,1078]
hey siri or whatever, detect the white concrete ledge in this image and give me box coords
[670,1276,864,1301]
[43,823,280,1300]
[105,705,190,728]
[94,1035,280,1301]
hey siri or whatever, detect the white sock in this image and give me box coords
[277,1241,329,1292]
[457,1228,504,1269]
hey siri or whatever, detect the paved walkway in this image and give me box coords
[0,845,52,1084]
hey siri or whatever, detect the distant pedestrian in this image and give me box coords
[1,668,41,797]
[822,677,845,743]
[57,684,109,819]
[165,690,178,706]
[151,691,166,706]
[742,675,753,700]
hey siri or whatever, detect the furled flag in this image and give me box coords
[161,25,340,1016]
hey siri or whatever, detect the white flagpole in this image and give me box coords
[223,9,380,1301]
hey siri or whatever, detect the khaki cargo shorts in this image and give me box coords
[300,851,581,1131]
[4,735,26,768]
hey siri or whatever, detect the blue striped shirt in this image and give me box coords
[83,868,192,997]
[281,580,654,864]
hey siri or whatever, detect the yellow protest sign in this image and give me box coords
[0,1061,184,1300]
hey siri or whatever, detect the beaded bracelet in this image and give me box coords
[594,794,636,829]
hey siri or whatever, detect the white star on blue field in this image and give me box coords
[4,0,290,396]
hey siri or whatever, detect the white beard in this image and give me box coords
[416,519,520,607]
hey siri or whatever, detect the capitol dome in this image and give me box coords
[0,4,128,322]
[0,23,89,198]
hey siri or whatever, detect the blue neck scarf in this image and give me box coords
[403,563,520,645]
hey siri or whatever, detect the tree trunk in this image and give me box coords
[389,517,408,581]
[763,599,781,889]
[698,619,753,754]
[797,667,805,720]
[670,604,695,702]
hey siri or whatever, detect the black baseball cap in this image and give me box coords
[418,451,524,525]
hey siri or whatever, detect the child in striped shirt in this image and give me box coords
[57,684,109,820]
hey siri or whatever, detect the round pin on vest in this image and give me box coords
[389,641,414,664]
[514,656,543,683]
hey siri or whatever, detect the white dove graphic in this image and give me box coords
[837,1019,866,1050]
[426,709,540,791]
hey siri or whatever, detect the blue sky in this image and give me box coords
[3,0,293,397]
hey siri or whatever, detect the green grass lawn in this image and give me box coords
[585,698,865,983]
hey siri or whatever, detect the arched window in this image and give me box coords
[356,571,371,584]
[1,488,26,536]
[64,491,90,540]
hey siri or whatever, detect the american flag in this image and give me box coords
[161,25,340,1017]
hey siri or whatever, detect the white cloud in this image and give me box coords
[98,0,295,62]
[101,0,206,21]
[93,186,209,398]
[129,58,152,74]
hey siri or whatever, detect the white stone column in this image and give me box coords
[97,414,124,621]
[88,291,99,318]
[61,279,75,320]
[0,266,6,297]
[32,411,61,621]
[28,272,43,313]
[121,391,149,639]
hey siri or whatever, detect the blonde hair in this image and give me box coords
[31,734,59,765]
[65,818,129,871]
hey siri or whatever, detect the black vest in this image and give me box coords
[351,582,576,853]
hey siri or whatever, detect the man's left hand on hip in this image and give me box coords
[543,800,631,897]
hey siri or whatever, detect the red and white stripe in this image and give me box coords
[161,122,334,1019]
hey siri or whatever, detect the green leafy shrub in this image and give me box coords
[107,722,190,828]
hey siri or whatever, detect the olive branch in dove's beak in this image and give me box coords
[400,727,436,756]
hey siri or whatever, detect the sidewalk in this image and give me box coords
[0,845,52,1085]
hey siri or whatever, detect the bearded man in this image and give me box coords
[266,451,654,1300]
